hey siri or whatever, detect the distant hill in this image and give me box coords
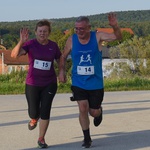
[1,9,150,24]
[0,9,150,49]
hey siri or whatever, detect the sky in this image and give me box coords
[0,0,150,22]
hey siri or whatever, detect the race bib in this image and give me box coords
[34,59,51,70]
[77,66,94,75]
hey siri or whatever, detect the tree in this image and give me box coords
[58,28,74,51]
[2,34,18,49]
[108,30,133,47]
[109,36,150,77]
[50,29,64,43]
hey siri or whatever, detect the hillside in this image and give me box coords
[0,9,150,49]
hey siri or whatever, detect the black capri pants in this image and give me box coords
[25,83,57,120]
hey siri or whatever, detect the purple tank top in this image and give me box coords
[22,39,61,86]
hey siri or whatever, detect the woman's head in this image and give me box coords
[35,19,51,44]
[35,19,51,33]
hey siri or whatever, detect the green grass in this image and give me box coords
[104,77,150,91]
[1,71,150,94]
[0,83,25,94]
[1,76,150,95]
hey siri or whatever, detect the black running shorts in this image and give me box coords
[71,86,104,109]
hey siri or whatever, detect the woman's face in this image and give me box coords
[35,25,50,44]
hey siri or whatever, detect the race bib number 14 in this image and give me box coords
[77,66,94,75]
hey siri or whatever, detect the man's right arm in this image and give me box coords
[58,36,72,83]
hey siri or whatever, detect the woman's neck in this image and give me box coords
[36,39,49,45]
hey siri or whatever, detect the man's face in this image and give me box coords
[74,21,91,39]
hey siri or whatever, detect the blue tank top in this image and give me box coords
[71,31,103,90]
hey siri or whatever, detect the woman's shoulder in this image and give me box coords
[48,39,56,43]
[48,39,59,47]
[24,39,37,45]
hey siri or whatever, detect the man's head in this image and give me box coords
[74,16,91,39]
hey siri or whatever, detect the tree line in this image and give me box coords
[0,10,150,50]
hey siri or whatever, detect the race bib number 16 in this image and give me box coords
[34,59,51,70]
[77,66,94,75]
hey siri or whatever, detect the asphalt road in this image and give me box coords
[0,91,150,150]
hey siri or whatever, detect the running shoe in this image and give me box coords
[28,118,38,130]
[93,107,103,127]
[82,139,92,148]
[38,138,48,149]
